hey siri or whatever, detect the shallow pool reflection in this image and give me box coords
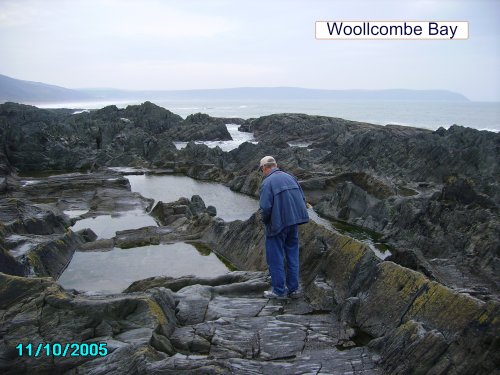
[126,174,259,222]
[71,210,157,239]
[58,242,231,293]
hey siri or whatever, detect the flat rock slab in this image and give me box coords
[165,272,381,373]
[1,270,381,374]
[13,172,154,215]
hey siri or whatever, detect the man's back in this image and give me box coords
[259,169,309,236]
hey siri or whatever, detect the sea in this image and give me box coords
[35,99,500,132]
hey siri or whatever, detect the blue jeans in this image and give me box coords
[265,224,300,296]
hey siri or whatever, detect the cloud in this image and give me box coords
[0,0,53,28]
[102,1,236,39]
[0,0,499,100]
[0,0,236,39]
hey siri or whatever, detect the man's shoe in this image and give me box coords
[288,289,302,299]
[263,290,288,299]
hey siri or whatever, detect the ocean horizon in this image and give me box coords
[32,99,500,133]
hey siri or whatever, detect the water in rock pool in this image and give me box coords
[307,208,392,260]
[62,173,388,293]
[126,174,259,222]
[62,174,258,292]
[58,242,231,293]
[70,210,157,239]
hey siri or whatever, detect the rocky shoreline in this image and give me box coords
[1,102,499,374]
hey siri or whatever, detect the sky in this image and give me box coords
[0,0,499,101]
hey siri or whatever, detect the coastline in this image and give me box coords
[0,101,498,374]
[24,99,500,133]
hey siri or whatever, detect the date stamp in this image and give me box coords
[16,342,108,357]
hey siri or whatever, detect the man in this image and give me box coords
[259,156,309,299]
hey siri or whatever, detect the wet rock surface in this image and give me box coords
[0,271,381,375]
[173,117,500,300]
[0,272,178,375]
[0,103,499,374]
[0,171,154,279]
[201,215,500,375]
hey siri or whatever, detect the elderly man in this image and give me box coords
[259,156,309,299]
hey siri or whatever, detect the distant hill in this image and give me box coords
[81,87,470,102]
[0,74,92,103]
[0,73,470,103]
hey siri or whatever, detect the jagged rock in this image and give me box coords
[166,113,232,141]
[0,172,156,278]
[439,175,495,208]
[75,228,98,243]
[19,230,87,279]
[202,212,267,271]
[313,174,499,296]
[0,197,89,278]
[0,246,26,276]
[11,172,151,214]
[355,262,500,374]
[385,247,434,278]
[0,198,70,235]
[1,103,499,374]
[124,271,268,294]
[126,271,378,373]
[151,198,193,226]
[189,195,206,215]
[0,177,6,193]
[151,195,216,228]
[206,205,217,217]
[0,273,178,375]
[315,181,390,231]
[0,102,235,172]
[79,238,114,251]
[200,210,500,375]
[113,226,172,249]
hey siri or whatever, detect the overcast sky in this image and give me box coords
[0,0,499,101]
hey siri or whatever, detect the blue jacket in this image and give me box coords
[259,168,309,237]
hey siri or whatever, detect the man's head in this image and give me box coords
[259,156,277,176]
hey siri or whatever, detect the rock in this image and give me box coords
[189,195,206,215]
[0,172,158,279]
[228,172,261,197]
[0,177,6,193]
[124,271,268,293]
[0,246,26,276]
[1,103,499,374]
[75,228,98,243]
[385,248,434,278]
[0,198,70,235]
[355,262,500,374]
[315,181,390,231]
[150,198,193,226]
[78,238,115,251]
[165,112,232,141]
[202,212,267,271]
[0,197,91,279]
[311,173,499,297]
[200,209,500,375]
[151,195,216,229]
[12,171,152,215]
[440,175,495,208]
[19,230,86,279]
[206,205,217,217]
[0,273,177,374]
[113,226,168,249]
[0,102,181,171]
